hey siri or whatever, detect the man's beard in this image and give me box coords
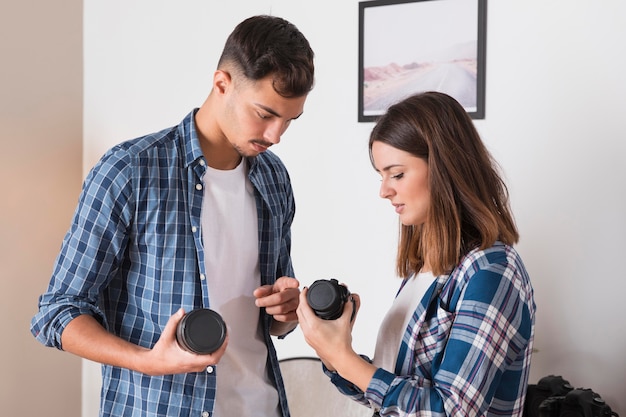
[234,139,273,157]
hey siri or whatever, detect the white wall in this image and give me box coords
[83,0,626,415]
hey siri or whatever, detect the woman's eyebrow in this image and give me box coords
[376,163,403,173]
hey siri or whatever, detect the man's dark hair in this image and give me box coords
[218,15,315,98]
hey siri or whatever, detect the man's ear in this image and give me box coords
[213,69,232,95]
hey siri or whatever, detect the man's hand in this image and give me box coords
[144,308,229,375]
[254,276,300,335]
[61,309,228,376]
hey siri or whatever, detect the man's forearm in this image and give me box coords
[270,319,298,337]
[61,314,149,371]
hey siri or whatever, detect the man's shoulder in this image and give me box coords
[256,149,286,168]
[249,151,294,199]
[86,124,182,186]
[107,111,197,161]
[114,124,180,156]
[252,150,290,177]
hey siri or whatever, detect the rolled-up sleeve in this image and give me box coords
[30,147,134,349]
[333,244,534,417]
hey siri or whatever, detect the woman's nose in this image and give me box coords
[379,181,394,199]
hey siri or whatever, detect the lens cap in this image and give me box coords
[177,308,227,354]
[307,279,346,320]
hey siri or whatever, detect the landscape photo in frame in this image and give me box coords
[358,0,487,122]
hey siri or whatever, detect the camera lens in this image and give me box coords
[176,308,227,354]
[306,279,349,320]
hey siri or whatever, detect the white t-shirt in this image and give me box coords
[202,159,280,417]
[372,271,436,373]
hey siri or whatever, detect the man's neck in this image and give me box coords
[194,100,242,170]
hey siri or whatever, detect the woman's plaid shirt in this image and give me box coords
[330,242,535,417]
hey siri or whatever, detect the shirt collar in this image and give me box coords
[179,108,263,173]
[179,108,205,168]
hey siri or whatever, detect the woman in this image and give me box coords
[297,92,535,417]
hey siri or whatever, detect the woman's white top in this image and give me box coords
[372,271,436,373]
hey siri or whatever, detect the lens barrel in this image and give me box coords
[306,278,349,320]
[176,308,227,354]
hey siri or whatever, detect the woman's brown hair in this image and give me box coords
[369,92,518,277]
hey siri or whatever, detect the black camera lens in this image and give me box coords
[176,308,227,354]
[306,279,350,320]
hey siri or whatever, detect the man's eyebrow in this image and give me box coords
[255,103,303,120]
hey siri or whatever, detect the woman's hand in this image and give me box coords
[297,287,377,392]
[296,286,360,371]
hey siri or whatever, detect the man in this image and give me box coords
[31,15,314,417]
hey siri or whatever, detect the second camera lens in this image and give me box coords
[176,308,227,354]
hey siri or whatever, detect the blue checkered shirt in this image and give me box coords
[31,110,296,417]
[328,242,535,417]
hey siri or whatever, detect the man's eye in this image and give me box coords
[257,112,270,120]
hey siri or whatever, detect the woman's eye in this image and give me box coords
[391,173,404,180]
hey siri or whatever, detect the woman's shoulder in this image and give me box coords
[443,242,534,311]
[450,241,529,287]
[464,241,522,268]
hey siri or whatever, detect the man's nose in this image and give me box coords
[264,121,285,145]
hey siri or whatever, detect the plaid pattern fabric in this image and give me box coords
[31,110,296,417]
[330,242,535,417]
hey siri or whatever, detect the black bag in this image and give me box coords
[524,375,574,417]
[524,375,619,417]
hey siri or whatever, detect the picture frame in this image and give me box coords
[358,0,487,122]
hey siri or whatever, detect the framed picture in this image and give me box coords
[358,0,487,122]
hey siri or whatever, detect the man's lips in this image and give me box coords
[251,141,272,153]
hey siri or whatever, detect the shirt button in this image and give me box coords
[206,366,214,373]
[200,274,206,281]
[202,412,210,417]
[199,159,206,166]
[192,226,198,233]
[196,183,203,191]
